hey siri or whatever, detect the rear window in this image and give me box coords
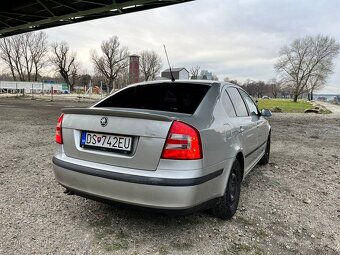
[95,83,211,114]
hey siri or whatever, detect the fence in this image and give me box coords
[0,80,111,101]
[0,81,64,94]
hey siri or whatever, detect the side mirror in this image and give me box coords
[261,109,272,117]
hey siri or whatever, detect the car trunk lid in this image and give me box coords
[61,108,175,171]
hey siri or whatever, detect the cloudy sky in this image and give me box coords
[44,0,340,94]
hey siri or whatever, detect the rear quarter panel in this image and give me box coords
[181,84,242,196]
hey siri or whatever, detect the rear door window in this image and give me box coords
[239,89,259,116]
[222,90,236,117]
[95,83,211,114]
[226,87,249,117]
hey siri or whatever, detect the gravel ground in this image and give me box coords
[0,97,339,255]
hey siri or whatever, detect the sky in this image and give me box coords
[44,0,340,94]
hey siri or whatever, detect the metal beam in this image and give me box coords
[75,0,108,6]
[0,14,30,23]
[0,0,193,37]
[48,0,80,12]
[36,0,56,17]
[0,20,11,28]
[0,11,50,19]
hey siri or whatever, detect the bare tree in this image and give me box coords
[190,66,200,80]
[224,77,240,85]
[254,81,266,98]
[242,80,265,98]
[307,74,326,100]
[0,72,14,81]
[31,32,48,81]
[139,50,162,81]
[229,80,239,85]
[115,67,130,89]
[275,35,340,102]
[50,41,78,90]
[0,36,17,80]
[91,36,129,91]
[212,74,219,81]
[78,73,91,87]
[200,69,218,81]
[91,73,107,91]
[0,31,48,81]
[268,78,281,98]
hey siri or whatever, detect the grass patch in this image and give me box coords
[257,99,312,113]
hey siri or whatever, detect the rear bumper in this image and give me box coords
[52,156,224,210]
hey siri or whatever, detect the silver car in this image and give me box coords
[52,80,271,219]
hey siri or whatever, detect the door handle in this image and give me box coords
[239,126,245,133]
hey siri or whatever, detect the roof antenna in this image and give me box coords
[163,44,175,82]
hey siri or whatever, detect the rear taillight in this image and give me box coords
[161,121,202,160]
[55,113,64,144]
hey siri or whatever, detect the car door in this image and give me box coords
[226,87,258,173]
[238,89,267,158]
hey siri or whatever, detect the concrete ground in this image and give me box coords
[0,97,339,255]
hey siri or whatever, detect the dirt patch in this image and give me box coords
[0,98,339,254]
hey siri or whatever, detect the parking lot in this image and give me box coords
[0,97,339,255]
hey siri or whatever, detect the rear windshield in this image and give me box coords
[95,83,211,114]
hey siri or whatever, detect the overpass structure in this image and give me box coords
[0,0,193,38]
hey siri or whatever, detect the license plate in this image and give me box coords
[80,132,132,152]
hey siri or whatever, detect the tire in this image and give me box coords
[211,160,242,219]
[259,134,271,165]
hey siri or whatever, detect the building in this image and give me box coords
[161,68,189,80]
[129,55,140,84]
